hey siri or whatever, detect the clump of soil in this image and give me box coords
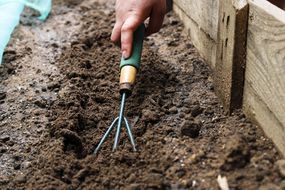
[0,0,284,189]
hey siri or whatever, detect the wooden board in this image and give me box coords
[243,83,285,155]
[173,0,249,111]
[174,0,219,41]
[243,0,285,155]
[214,0,248,112]
[173,4,216,69]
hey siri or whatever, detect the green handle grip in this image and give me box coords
[120,24,145,70]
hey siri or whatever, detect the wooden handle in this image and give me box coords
[119,65,137,95]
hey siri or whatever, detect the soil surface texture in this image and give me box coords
[0,0,284,190]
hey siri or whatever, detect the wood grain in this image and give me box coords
[244,0,285,155]
[214,0,248,112]
[244,83,285,155]
[173,4,217,69]
[173,0,219,41]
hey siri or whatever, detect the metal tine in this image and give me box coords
[113,93,126,151]
[93,117,119,154]
[113,116,123,151]
[124,117,137,151]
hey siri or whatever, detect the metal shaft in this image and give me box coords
[113,92,126,150]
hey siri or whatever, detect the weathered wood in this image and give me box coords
[173,4,216,69]
[243,83,285,154]
[243,0,285,155]
[174,0,219,41]
[214,0,249,113]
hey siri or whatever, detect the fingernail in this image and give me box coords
[122,50,128,59]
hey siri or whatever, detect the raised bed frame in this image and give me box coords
[173,0,285,155]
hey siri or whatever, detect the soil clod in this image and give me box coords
[221,137,251,171]
[180,120,201,138]
[191,105,204,117]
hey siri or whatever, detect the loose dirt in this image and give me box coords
[0,0,284,190]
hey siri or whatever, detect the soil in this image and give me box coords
[0,0,284,190]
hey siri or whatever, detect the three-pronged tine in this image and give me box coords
[93,93,136,154]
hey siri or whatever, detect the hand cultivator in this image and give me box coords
[94,24,145,154]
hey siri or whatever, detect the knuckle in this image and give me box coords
[121,25,132,33]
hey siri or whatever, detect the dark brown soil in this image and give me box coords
[0,0,284,190]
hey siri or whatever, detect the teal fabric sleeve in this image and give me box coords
[0,0,52,64]
[0,2,24,64]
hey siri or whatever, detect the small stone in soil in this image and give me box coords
[169,106,178,114]
[180,120,201,138]
[14,174,27,183]
[21,161,32,169]
[191,105,204,117]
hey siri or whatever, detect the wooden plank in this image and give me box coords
[244,0,285,155]
[214,0,249,113]
[173,0,219,41]
[243,83,285,155]
[173,4,216,69]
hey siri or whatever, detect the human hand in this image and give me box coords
[111,0,167,59]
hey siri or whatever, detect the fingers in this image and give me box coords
[111,0,166,59]
[111,22,123,44]
[120,15,142,58]
[145,3,166,36]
